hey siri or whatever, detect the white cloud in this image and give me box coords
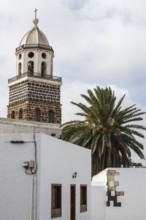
[61,80,135,123]
[63,0,88,10]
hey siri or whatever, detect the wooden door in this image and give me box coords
[70,185,76,220]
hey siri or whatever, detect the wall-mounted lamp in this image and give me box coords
[72,172,77,178]
[22,161,29,169]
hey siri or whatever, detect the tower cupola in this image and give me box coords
[19,17,49,46]
[16,15,54,78]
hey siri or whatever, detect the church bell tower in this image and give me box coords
[7,13,62,124]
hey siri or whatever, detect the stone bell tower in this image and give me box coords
[7,13,62,124]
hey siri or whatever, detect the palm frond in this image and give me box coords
[61,86,146,174]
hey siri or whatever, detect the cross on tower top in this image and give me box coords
[34,9,38,19]
[33,9,39,27]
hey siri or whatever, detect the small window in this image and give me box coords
[51,184,62,218]
[11,111,15,119]
[18,54,22,59]
[41,62,46,77]
[18,63,22,75]
[28,61,34,75]
[42,53,47,59]
[48,110,54,123]
[51,133,56,137]
[19,108,23,119]
[34,108,40,122]
[80,185,87,212]
[28,52,34,58]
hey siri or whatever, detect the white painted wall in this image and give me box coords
[92,168,146,220]
[2,131,146,220]
[0,132,91,220]
[106,168,146,220]
[91,186,106,220]
[39,133,91,220]
[0,117,61,138]
[0,133,37,220]
[16,49,53,76]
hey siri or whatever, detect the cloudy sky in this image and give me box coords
[0,0,146,164]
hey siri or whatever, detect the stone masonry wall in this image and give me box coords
[8,100,61,124]
[8,78,61,124]
[9,80,60,104]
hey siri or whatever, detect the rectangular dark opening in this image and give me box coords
[51,184,62,218]
[70,185,76,220]
[80,185,87,212]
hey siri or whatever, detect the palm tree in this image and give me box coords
[61,87,146,175]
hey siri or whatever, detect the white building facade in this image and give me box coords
[1,131,146,220]
[91,167,146,220]
[0,133,91,220]
[0,117,62,138]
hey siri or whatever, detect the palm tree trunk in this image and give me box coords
[101,151,106,171]
[106,146,112,167]
[92,153,98,176]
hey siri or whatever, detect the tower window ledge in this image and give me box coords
[8,72,62,85]
[16,44,53,52]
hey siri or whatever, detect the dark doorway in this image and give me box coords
[70,185,76,220]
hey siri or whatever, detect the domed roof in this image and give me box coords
[19,18,50,46]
